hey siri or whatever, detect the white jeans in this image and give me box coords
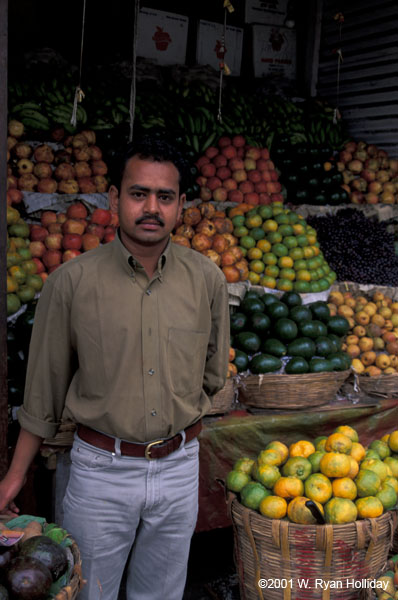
[62,433,199,600]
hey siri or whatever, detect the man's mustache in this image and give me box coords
[135,215,165,226]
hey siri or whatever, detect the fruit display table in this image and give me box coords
[196,397,398,531]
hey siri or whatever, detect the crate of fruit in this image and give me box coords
[225,426,398,599]
[0,515,83,599]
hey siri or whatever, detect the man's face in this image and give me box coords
[109,156,185,249]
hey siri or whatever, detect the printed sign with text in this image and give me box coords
[252,24,296,79]
[136,8,189,65]
[245,0,289,25]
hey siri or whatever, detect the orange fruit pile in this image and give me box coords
[226,426,398,523]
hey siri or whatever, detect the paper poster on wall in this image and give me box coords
[196,20,243,76]
[252,24,296,79]
[136,8,189,65]
[245,0,289,25]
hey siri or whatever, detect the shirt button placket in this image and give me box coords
[142,286,161,436]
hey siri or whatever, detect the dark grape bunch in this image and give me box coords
[307,208,398,285]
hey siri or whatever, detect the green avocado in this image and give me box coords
[280,291,302,308]
[273,318,298,341]
[249,353,282,374]
[328,352,352,371]
[289,305,312,324]
[299,320,321,339]
[314,336,335,357]
[328,333,342,353]
[230,312,248,335]
[233,349,249,372]
[265,300,289,320]
[312,320,328,337]
[240,296,265,315]
[234,331,261,354]
[309,301,331,323]
[327,316,350,337]
[309,357,334,373]
[285,356,310,374]
[287,337,316,359]
[261,338,287,358]
[261,293,280,308]
[250,312,271,335]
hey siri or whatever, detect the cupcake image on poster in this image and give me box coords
[152,26,172,51]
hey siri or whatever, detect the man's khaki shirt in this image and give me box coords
[18,234,230,443]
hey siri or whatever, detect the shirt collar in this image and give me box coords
[114,230,171,280]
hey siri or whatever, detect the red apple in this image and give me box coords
[239,181,254,194]
[205,146,219,159]
[29,241,46,258]
[32,257,45,274]
[13,142,33,159]
[223,178,238,191]
[75,161,92,178]
[351,191,365,204]
[216,167,231,180]
[41,211,58,228]
[260,148,270,160]
[63,249,81,262]
[91,160,108,176]
[368,181,383,194]
[45,233,63,250]
[232,135,246,148]
[7,175,18,190]
[93,175,108,192]
[244,158,256,171]
[228,190,244,203]
[62,219,86,235]
[54,163,76,181]
[103,229,116,244]
[254,181,268,193]
[196,156,210,169]
[381,191,395,204]
[201,163,216,178]
[213,154,227,168]
[30,225,48,242]
[228,158,245,171]
[34,144,54,163]
[82,233,100,251]
[221,145,237,159]
[271,193,284,203]
[67,202,88,220]
[57,213,67,224]
[58,179,79,194]
[212,187,228,202]
[259,193,272,204]
[206,176,222,191]
[33,162,52,179]
[365,192,379,204]
[232,169,247,183]
[7,188,23,205]
[86,223,105,240]
[218,137,232,148]
[110,212,119,228]
[43,249,62,268]
[200,187,212,202]
[90,208,112,226]
[248,170,262,183]
[63,233,83,250]
[244,192,259,205]
[48,222,63,234]
[245,147,261,160]
[37,178,58,194]
[78,177,97,194]
[360,169,376,183]
[18,173,38,191]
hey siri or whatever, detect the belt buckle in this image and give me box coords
[144,439,164,460]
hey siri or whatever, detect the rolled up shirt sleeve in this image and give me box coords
[18,271,76,439]
[203,275,230,398]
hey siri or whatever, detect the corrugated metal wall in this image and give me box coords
[317,0,398,157]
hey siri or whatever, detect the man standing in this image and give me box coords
[0,136,230,599]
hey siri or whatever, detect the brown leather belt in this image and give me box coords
[76,420,202,460]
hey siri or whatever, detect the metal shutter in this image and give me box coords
[317,0,398,157]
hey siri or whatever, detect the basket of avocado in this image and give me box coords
[231,290,352,409]
[0,515,83,600]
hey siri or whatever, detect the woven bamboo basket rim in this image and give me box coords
[358,373,398,397]
[238,369,350,409]
[54,538,85,600]
[228,492,398,600]
[207,378,235,415]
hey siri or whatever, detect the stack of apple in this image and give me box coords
[328,289,398,376]
[195,135,283,206]
[172,202,249,283]
[7,120,109,195]
[29,201,118,278]
[337,140,398,204]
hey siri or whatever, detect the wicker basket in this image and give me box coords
[228,493,398,600]
[357,373,398,398]
[238,370,351,410]
[392,527,398,556]
[54,538,85,600]
[207,378,236,415]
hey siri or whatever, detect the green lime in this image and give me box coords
[272,243,288,257]
[251,227,266,241]
[240,235,256,249]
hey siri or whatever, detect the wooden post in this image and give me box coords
[304,0,323,97]
[0,0,8,479]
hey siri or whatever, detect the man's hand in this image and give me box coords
[0,473,25,517]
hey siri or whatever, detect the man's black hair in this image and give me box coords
[109,134,192,193]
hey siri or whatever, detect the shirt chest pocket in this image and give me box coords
[167,328,208,396]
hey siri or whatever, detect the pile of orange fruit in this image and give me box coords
[226,426,398,524]
[328,289,398,376]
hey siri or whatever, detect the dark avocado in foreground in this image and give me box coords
[6,556,52,600]
[18,535,68,581]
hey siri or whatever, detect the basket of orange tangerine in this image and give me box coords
[226,426,398,600]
